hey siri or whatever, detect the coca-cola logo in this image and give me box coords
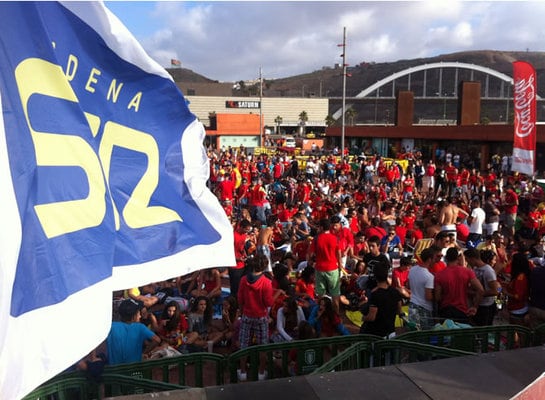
[514,74,535,138]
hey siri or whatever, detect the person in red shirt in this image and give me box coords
[392,256,412,299]
[293,236,313,264]
[402,208,416,230]
[469,169,484,194]
[272,159,284,181]
[331,215,354,271]
[526,204,541,239]
[216,173,235,202]
[503,185,519,238]
[248,178,268,224]
[435,247,484,324]
[296,179,312,206]
[310,199,328,222]
[222,199,233,220]
[459,167,471,197]
[230,219,252,298]
[394,216,408,248]
[429,234,448,275]
[402,173,415,201]
[385,164,396,190]
[236,178,250,207]
[444,161,458,197]
[307,218,343,313]
[237,254,274,381]
[364,216,386,240]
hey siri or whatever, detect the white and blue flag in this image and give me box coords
[0,2,234,398]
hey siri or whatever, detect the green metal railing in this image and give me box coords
[396,324,532,352]
[25,323,545,399]
[227,334,381,382]
[103,351,225,388]
[312,339,476,374]
[22,374,92,400]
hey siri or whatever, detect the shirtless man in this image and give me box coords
[257,214,277,272]
[437,197,468,241]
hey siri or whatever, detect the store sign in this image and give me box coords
[226,100,260,109]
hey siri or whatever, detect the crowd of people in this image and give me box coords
[93,144,545,380]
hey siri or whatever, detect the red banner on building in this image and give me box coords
[512,61,537,176]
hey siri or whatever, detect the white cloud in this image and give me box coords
[109,1,545,82]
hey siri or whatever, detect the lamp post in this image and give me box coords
[259,66,263,146]
[339,27,347,157]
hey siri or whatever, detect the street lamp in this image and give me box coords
[259,67,263,146]
[339,27,347,157]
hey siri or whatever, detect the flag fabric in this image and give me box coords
[0,2,234,399]
[512,61,537,176]
[171,58,182,67]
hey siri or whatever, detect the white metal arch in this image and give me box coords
[355,61,513,99]
[332,61,517,119]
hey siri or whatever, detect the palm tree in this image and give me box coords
[274,115,283,135]
[298,110,308,137]
[345,108,357,126]
[325,114,336,127]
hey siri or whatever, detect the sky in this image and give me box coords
[105,1,545,83]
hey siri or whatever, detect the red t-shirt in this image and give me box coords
[233,229,248,269]
[435,265,476,313]
[395,226,408,246]
[335,227,354,253]
[392,268,409,288]
[365,226,386,240]
[295,279,316,300]
[217,179,235,201]
[310,232,340,272]
[403,178,414,193]
[504,190,518,214]
[430,260,446,275]
[293,240,311,263]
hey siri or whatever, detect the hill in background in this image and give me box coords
[167,50,545,98]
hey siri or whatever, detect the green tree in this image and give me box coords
[345,108,357,126]
[274,115,283,135]
[298,110,308,136]
[325,114,336,127]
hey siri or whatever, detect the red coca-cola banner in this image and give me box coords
[512,61,537,176]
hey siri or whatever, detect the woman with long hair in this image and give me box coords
[157,301,197,348]
[210,295,240,349]
[271,296,306,343]
[308,296,350,337]
[187,296,224,350]
[506,252,531,326]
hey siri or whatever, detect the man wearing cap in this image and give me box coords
[107,299,162,365]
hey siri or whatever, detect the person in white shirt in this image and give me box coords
[272,296,306,342]
[467,197,486,247]
[406,247,435,330]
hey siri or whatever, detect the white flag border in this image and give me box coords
[0,3,234,399]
